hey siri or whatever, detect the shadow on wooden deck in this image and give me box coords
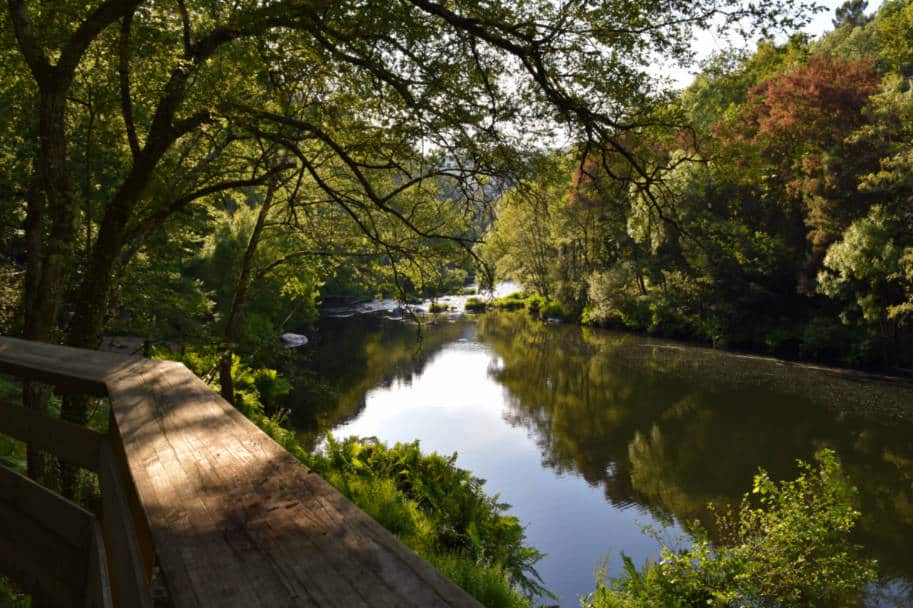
[0,336,481,608]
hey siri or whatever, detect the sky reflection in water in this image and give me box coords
[283,312,913,608]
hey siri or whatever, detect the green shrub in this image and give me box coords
[465,297,488,313]
[539,300,565,320]
[522,295,542,314]
[493,292,527,311]
[429,302,451,313]
[799,316,853,363]
[253,368,291,411]
[0,577,29,608]
[311,436,549,604]
[618,296,652,331]
[430,554,532,608]
[0,377,27,474]
[582,449,877,608]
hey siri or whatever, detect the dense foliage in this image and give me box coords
[582,450,876,608]
[312,437,548,607]
[0,0,904,605]
[149,346,543,607]
[482,1,913,369]
[0,0,816,490]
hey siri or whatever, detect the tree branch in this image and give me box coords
[6,0,50,82]
[125,162,295,242]
[119,8,140,158]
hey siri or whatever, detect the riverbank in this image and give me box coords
[287,311,913,607]
[462,290,913,384]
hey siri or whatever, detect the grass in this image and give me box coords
[429,302,452,313]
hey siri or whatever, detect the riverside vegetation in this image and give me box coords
[0,0,907,605]
[479,0,913,370]
[0,343,889,608]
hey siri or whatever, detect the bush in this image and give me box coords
[465,297,488,313]
[0,577,28,608]
[582,449,877,608]
[311,436,549,603]
[799,316,853,364]
[539,300,566,320]
[524,294,544,314]
[429,302,451,313]
[492,292,527,311]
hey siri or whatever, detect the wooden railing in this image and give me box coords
[0,336,481,608]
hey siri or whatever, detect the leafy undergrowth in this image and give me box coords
[582,449,877,608]
[0,375,25,474]
[158,347,546,608]
[310,436,549,608]
[0,577,29,608]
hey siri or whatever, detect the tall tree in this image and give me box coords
[2,0,816,479]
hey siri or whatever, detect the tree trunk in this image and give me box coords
[220,183,277,405]
[21,163,50,482]
[22,89,81,485]
[59,160,162,496]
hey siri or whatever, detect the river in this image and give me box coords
[276,308,913,608]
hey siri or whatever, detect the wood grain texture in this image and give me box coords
[107,361,482,608]
[98,441,153,608]
[0,335,484,608]
[0,465,96,607]
[86,520,114,608]
[0,399,102,471]
[0,336,132,395]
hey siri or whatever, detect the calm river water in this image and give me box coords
[278,311,913,608]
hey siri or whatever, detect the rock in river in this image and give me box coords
[280,332,309,348]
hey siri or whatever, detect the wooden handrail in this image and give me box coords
[0,464,108,607]
[0,336,482,608]
[0,399,103,471]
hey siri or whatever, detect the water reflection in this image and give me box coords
[280,315,471,449]
[282,311,913,606]
[478,313,913,583]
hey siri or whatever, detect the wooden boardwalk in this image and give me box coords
[0,336,481,608]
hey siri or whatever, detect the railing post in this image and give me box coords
[97,439,153,608]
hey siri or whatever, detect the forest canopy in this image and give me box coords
[0,0,819,435]
[481,0,913,369]
[2,1,909,606]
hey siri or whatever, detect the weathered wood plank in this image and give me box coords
[0,336,131,395]
[0,535,79,608]
[0,463,95,550]
[0,336,483,608]
[107,360,482,608]
[0,466,94,605]
[107,411,157,581]
[86,520,114,608]
[0,400,103,471]
[98,441,153,608]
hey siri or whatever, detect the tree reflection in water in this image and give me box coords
[476,312,913,587]
[282,310,913,601]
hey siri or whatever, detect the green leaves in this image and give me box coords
[583,449,877,608]
[312,435,549,602]
[818,205,913,325]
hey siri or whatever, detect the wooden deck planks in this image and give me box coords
[0,466,96,606]
[107,360,482,607]
[0,335,483,608]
